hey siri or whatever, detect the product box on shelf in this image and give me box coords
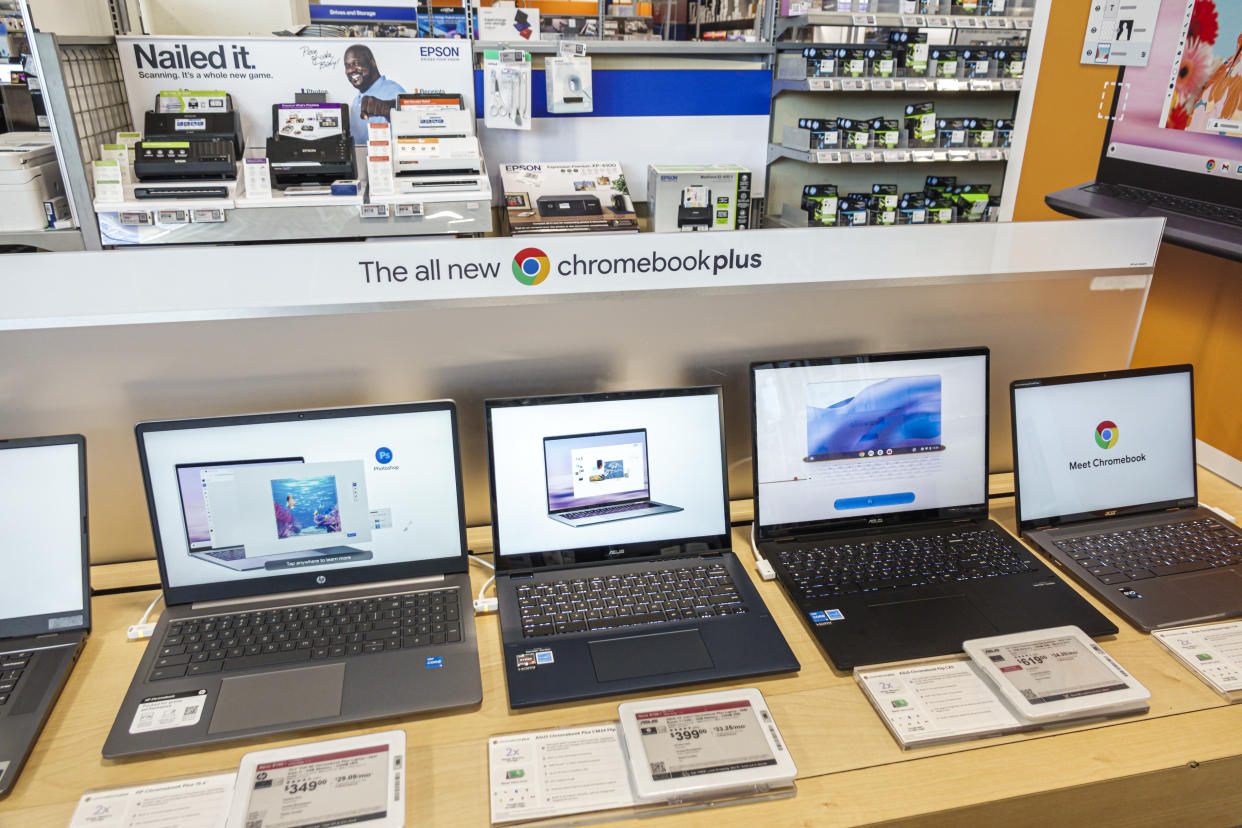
[891,30,929,75]
[996,48,1026,78]
[869,117,901,149]
[801,183,838,226]
[0,133,68,231]
[924,175,956,198]
[792,118,840,150]
[953,183,991,221]
[951,0,979,14]
[967,117,996,147]
[501,161,639,235]
[869,183,898,225]
[898,191,927,224]
[930,47,960,78]
[839,193,869,226]
[839,118,870,149]
[837,48,868,78]
[937,117,969,148]
[647,164,752,233]
[803,47,837,78]
[866,47,896,78]
[995,118,1014,147]
[962,49,991,78]
[905,102,936,147]
[926,198,955,223]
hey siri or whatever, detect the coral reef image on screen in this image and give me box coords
[588,459,627,482]
[1167,0,1242,132]
[805,375,943,461]
[271,475,342,538]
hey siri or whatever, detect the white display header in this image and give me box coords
[0,219,1164,330]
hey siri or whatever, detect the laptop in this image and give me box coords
[750,347,1117,671]
[1044,0,1242,262]
[485,387,799,708]
[1011,364,1242,631]
[102,401,482,758]
[543,428,683,527]
[0,435,90,798]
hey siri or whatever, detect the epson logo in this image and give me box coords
[660,175,679,181]
[505,164,541,171]
[420,45,460,58]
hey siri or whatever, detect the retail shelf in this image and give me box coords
[472,39,774,55]
[0,228,86,252]
[693,17,758,31]
[774,11,1033,37]
[771,76,1021,94]
[768,142,1009,164]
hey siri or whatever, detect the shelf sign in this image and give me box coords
[901,14,925,26]
[1002,79,1021,91]
[1014,17,1031,28]
[948,149,973,161]
[840,78,866,91]
[119,211,152,226]
[815,150,843,163]
[926,15,950,26]
[394,203,425,217]
[808,78,836,91]
[883,150,911,163]
[911,150,936,162]
[955,16,980,27]
[968,79,995,91]
[936,79,963,91]
[983,17,1010,28]
[360,204,390,219]
[851,13,877,25]
[849,150,875,163]
[905,78,930,91]
[977,148,1003,161]
[871,78,895,91]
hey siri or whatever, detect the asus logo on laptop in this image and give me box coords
[607,548,626,558]
[868,517,884,524]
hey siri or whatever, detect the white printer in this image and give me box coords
[389,94,487,194]
[0,132,69,231]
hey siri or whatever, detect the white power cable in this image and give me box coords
[470,555,499,613]
[127,592,164,640]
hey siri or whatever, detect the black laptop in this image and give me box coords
[0,434,90,797]
[750,347,1117,671]
[485,386,799,708]
[1012,364,1242,631]
[103,401,482,758]
[1045,0,1242,262]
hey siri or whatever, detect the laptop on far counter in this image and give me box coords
[1012,364,1242,631]
[0,434,91,798]
[103,401,481,758]
[750,347,1117,671]
[486,387,799,708]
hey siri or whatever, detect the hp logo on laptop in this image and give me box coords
[316,575,327,585]
[376,447,393,464]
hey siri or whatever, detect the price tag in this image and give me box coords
[905,78,930,91]
[977,148,1003,161]
[936,79,963,91]
[1002,148,1011,160]
[807,77,837,91]
[968,79,995,91]
[870,78,895,91]
[955,15,980,27]
[851,13,877,25]
[119,211,152,226]
[155,209,190,224]
[840,78,866,91]
[901,14,926,25]
[191,208,225,223]
[394,203,424,217]
[359,203,390,219]
[1002,78,1021,91]
[911,150,936,162]
[849,150,875,163]
[983,16,1010,28]
[1014,17,1031,28]
[926,15,950,26]
[948,149,973,161]
[883,150,911,163]
[815,150,843,164]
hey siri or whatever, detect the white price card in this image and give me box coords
[905,78,930,91]
[857,660,1025,748]
[225,731,404,828]
[191,208,226,223]
[840,78,866,91]
[926,15,950,26]
[243,158,272,200]
[360,203,390,219]
[883,150,911,163]
[910,150,936,162]
[617,688,795,803]
[984,16,1010,28]
[101,144,130,184]
[948,149,972,161]
[852,13,877,25]
[955,15,980,27]
[489,723,637,824]
[1002,78,1022,91]
[871,78,895,91]
[807,77,836,91]
[93,160,124,203]
[968,79,995,91]
[1154,621,1242,696]
[936,79,963,91]
[155,209,190,225]
[977,148,1003,161]
[815,150,843,164]
[1014,17,1031,28]
[394,203,425,217]
[70,773,236,828]
[849,150,876,163]
[901,14,926,26]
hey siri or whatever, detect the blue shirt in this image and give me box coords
[350,75,406,144]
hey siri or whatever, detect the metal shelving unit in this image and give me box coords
[0,229,86,251]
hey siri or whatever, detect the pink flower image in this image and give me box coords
[1188,0,1219,46]
[1176,37,1218,105]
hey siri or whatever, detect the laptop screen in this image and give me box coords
[1012,367,1197,527]
[1102,0,1242,186]
[139,404,466,604]
[752,349,988,536]
[543,429,650,514]
[487,388,729,567]
[0,437,89,638]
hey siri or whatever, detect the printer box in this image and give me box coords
[647,164,752,233]
[500,161,638,235]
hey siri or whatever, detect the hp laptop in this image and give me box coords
[543,428,683,527]
[750,347,1117,671]
[0,435,90,798]
[1045,0,1242,262]
[1012,364,1242,631]
[103,402,482,758]
[486,387,799,708]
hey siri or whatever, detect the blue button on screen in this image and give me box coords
[834,492,916,510]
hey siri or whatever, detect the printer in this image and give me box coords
[134,91,242,182]
[390,93,487,194]
[0,132,68,231]
[265,102,357,190]
[677,185,713,230]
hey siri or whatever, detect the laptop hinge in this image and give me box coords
[191,574,447,611]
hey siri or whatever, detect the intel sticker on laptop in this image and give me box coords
[810,609,845,624]
[425,656,443,669]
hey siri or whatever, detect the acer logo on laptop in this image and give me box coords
[1104,509,1118,516]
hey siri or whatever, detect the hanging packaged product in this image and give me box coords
[869,183,898,225]
[869,117,901,149]
[546,43,592,114]
[801,183,838,226]
[477,4,541,40]
[905,102,936,147]
[484,50,532,131]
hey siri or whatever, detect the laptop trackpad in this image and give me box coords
[867,595,996,653]
[589,629,714,683]
[208,663,345,734]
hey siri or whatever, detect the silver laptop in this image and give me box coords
[103,401,482,758]
[543,428,683,527]
[1011,364,1242,631]
[0,435,90,798]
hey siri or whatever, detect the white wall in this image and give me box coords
[27,0,114,35]
[138,0,308,35]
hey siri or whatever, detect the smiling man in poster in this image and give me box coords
[344,44,406,140]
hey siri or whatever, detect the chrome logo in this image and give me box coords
[512,247,550,286]
[1095,420,1119,449]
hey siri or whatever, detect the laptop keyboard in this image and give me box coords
[1084,182,1242,225]
[0,651,32,707]
[777,528,1036,599]
[516,564,747,638]
[562,502,656,520]
[1054,519,1242,585]
[204,547,245,561]
[149,588,461,681]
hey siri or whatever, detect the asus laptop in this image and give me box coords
[750,347,1117,671]
[1045,0,1242,262]
[0,435,90,797]
[103,402,482,758]
[1012,364,1242,631]
[543,428,683,527]
[486,387,799,708]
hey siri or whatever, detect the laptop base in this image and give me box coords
[0,632,85,797]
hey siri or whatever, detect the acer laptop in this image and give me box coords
[0,435,90,798]
[1045,0,1242,262]
[486,387,799,708]
[1012,364,1242,631]
[750,347,1117,672]
[103,402,482,758]
[543,428,683,528]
